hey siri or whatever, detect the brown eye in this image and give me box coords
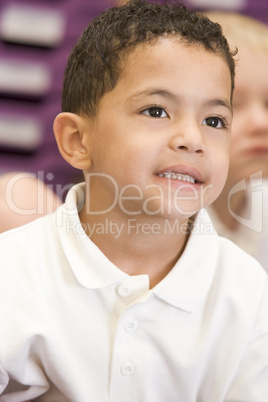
[142,106,168,118]
[203,116,225,128]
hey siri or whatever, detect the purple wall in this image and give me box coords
[183,0,268,24]
[0,0,112,197]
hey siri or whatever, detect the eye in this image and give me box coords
[202,116,227,129]
[141,106,168,118]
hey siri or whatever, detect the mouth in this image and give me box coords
[157,171,197,184]
[245,147,268,156]
[156,165,203,185]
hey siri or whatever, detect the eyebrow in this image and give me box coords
[206,99,233,114]
[128,89,178,102]
[127,88,232,114]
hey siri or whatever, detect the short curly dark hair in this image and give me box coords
[62,0,236,117]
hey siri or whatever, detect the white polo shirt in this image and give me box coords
[0,183,267,402]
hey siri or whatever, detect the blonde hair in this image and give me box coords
[205,11,268,53]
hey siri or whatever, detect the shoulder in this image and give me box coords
[0,209,60,271]
[0,182,85,249]
[0,209,55,243]
[210,234,268,321]
[216,234,266,279]
[0,183,85,271]
[191,210,267,291]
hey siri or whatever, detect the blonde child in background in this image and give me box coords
[206,12,268,272]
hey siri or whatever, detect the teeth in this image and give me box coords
[158,171,196,183]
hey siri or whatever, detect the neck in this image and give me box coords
[79,207,191,288]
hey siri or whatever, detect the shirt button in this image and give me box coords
[124,320,138,333]
[118,284,131,297]
[121,362,135,376]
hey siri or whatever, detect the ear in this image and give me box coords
[53,113,92,170]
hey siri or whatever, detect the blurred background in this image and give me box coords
[0,0,267,200]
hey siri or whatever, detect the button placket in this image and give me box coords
[111,278,150,395]
[124,319,138,333]
[118,284,131,298]
[120,361,135,376]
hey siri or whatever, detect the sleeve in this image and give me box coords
[0,363,9,395]
[0,362,49,401]
[225,277,268,402]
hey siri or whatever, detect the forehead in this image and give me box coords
[123,36,229,74]
[234,44,268,94]
[115,37,232,103]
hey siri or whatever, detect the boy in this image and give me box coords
[205,11,268,272]
[0,1,267,401]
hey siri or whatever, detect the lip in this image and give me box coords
[155,164,204,184]
[244,146,268,156]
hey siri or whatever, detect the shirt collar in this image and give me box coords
[56,183,128,288]
[57,184,219,312]
[152,209,218,312]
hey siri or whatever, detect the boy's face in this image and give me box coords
[228,45,268,185]
[83,37,232,220]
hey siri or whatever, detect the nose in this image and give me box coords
[169,119,204,154]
